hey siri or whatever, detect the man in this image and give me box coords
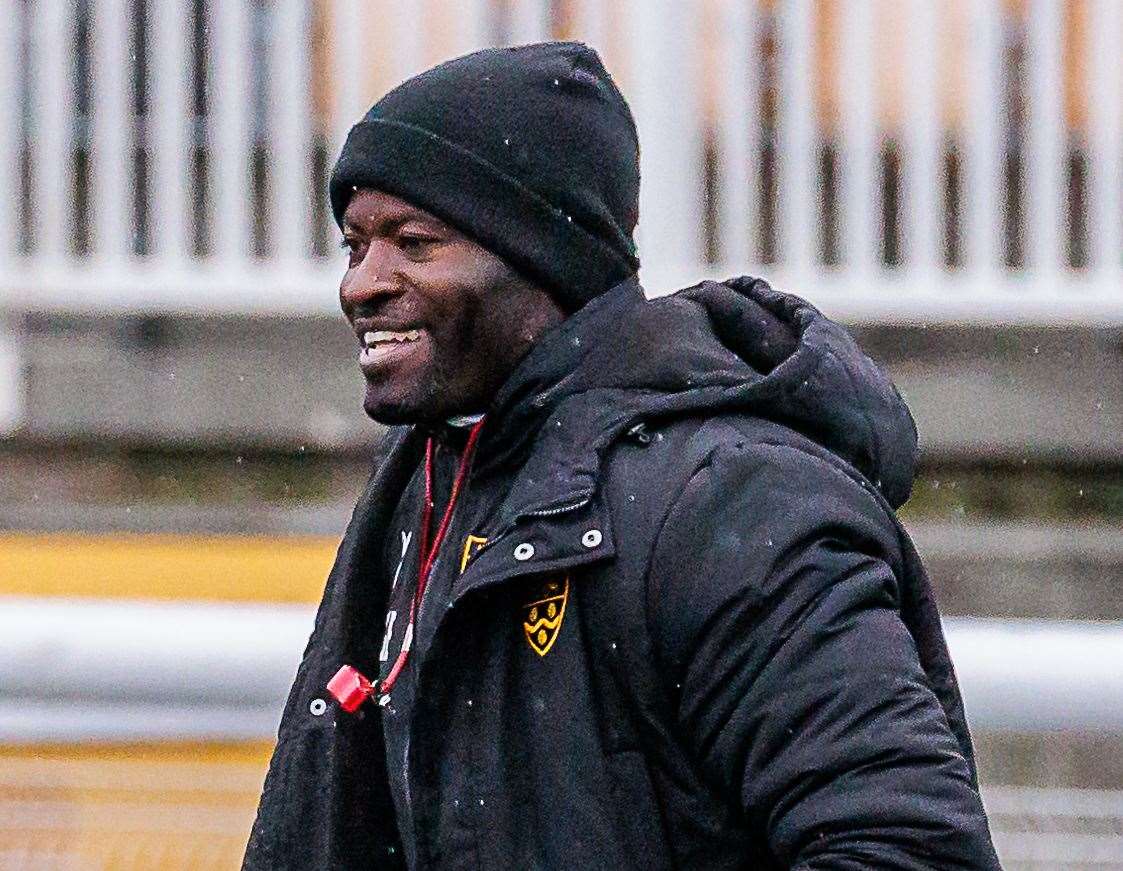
[245,42,1000,870]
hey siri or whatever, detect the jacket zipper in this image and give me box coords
[523,497,591,518]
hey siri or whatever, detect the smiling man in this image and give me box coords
[244,42,999,870]
[340,189,566,427]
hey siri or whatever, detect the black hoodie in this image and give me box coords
[244,277,1000,870]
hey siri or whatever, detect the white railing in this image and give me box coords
[1,0,1122,325]
[2,598,1122,741]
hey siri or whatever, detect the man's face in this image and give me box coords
[339,190,564,426]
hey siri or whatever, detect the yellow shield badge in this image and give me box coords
[522,577,569,656]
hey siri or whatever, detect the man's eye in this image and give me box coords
[399,233,437,253]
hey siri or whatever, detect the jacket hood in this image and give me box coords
[472,275,919,510]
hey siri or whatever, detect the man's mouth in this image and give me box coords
[358,328,425,370]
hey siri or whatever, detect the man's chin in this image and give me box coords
[363,383,440,427]
[363,397,419,427]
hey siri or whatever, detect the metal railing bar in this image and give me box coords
[626,0,705,276]
[1025,0,1068,272]
[28,0,74,263]
[1,599,1120,739]
[90,0,134,262]
[1087,0,1123,276]
[148,0,193,263]
[986,784,1123,818]
[329,0,365,157]
[208,0,253,263]
[902,0,943,275]
[0,5,21,266]
[963,0,1006,273]
[837,0,879,276]
[715,0,757,269]
[265,1,313,261]
[509,0,552,45]
[775,0,816,274]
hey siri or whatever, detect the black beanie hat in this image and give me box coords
[329,41,641,313]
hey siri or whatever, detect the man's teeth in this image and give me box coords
[363,329,421,347]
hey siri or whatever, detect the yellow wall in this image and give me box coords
[0,533,335,603]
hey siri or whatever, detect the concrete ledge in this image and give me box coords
[4,312,1121,461]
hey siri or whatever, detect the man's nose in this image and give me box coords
[339,241,401,313]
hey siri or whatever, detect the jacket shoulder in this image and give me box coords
[599,412,887,517]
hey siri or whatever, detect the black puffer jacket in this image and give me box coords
[244,277,1000,870]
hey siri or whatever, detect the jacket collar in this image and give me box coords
[467,277,647,476]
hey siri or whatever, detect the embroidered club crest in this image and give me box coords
[522,577,569,656]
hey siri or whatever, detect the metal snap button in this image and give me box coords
[513,542,535,561]
[309,698,327,716]
[581,529,603,548]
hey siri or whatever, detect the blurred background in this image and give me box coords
[1,0,1121,868]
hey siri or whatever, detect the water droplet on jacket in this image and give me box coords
[503,138,510,146]
[553,78,560,86]
[610,642,617,650]
[479,798,485,806]
[766,538,773,547]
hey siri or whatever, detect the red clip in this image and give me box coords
[326,664,375,713]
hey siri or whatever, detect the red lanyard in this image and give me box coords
[379,417,486,700]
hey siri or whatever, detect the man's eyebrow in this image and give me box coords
[341,212,443,235]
